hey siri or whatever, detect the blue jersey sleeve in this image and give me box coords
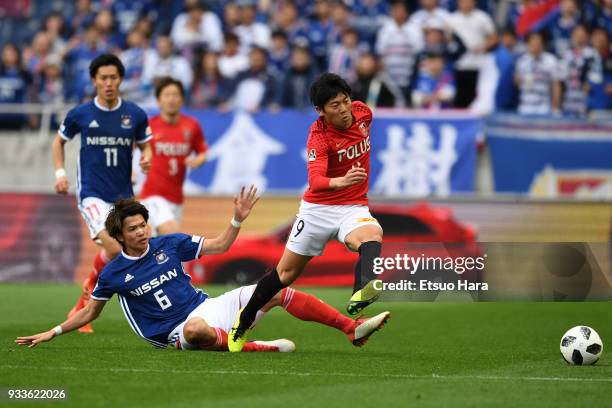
[173,233,204,261]
[134,106,152,144]
[91,273,115,301]
[58,107,80,141]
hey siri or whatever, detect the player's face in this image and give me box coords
[158,84,183,116]
[318,92,353,130]
[92,65,122,102]
[120,214,150,254]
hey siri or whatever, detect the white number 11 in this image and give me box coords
[104,148,118,167]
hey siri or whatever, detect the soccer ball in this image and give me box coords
[559,326,603,365]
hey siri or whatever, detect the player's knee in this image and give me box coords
[276,267,299,286]
[183,318,214,345]
[350,229,383,249]
[102,241,122,259]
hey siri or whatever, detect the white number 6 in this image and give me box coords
[154,289,172,310]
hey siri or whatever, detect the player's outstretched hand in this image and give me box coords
[233,185,259,222]
[55,176,69,195]
[335,166,367,189]
[15,330,55,348]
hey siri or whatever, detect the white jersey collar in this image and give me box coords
[122,244,150,260]
[94,96,123,112]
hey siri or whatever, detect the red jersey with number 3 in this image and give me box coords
[140,114,207,204]
[302,101,372,205]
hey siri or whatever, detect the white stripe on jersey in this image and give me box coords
[76,155,82,203]
[118,295,167,348]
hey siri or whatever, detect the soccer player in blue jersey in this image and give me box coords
[52,54,153,332]
[16,192,390,352]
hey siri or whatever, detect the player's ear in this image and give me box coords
[314,106,323,116]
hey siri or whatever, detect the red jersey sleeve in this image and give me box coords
[306,125,332,192]
[191,121,208,154]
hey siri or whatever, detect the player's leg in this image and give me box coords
[96,230,123,259]
[156,220,179,235]
[263,287,391,347]
[141,196,180,236]
[69,198,121,332]
[340,210,384,315]
[229,248,312,351]
[157,200,183,235]
[173,288,294,352]
[68,249,109,317]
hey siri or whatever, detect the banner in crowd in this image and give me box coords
[180,109,480,196]
[486,114,612,199]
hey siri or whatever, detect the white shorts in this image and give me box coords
[168,285,265,350]
[141,196,183,230]
[78,197,113,240]
[285,200,382,257]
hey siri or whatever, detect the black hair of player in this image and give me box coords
[105,198,149,246]
[309,72,352,110]
[155,76,185,99]
[89,53,125,79]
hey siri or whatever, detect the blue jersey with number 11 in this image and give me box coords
[59,97,152,203]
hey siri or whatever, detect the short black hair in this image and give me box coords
[155,76,185,99]
[89,53,125,79]
[309,72,352,109]
[105,198,149,246]
[525,30,545,43]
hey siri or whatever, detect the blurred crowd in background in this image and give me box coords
[0,0,611,129]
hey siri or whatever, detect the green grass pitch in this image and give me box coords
[1,284,610,407]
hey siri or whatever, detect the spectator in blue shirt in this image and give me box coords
[0,43,33,129]
[494,29,519,111]
[269,30,291,75]
[63,24,109,102]
[412,51,456,110]
[307,0,334,72]
[278,45,318,110]
[588,27,612,113]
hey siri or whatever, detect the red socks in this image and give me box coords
[281,288,354,334]
[197,328,267,352]
[199,327,228,351]
[73,250,109,312]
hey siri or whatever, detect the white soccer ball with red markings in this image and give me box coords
[560,326,603,365]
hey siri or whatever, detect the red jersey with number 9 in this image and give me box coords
[140,114,207,204]
[302,101,372,205]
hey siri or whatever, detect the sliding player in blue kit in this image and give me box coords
[16,188,390,352]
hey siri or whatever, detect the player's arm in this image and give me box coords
[15,300,107,348]
[307,130,367,192]
[52,135,69,195]
[329,166,368,189]
[186,122,208,169]
[200,185,259,255]
[185,152,207,169]
[137,141,152,173]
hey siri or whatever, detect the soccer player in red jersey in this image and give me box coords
[140,77,208,235]
[229,73,386,352]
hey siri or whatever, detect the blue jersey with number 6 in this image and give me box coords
[91,233,208,348]
[58,97,152,203]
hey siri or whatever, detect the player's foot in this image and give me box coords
[348,311,390,347]
[249,339,296,352]
[228,308,252,352]
[68,306,94,333]
[347,279,381,315]
[78,323,94,333]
